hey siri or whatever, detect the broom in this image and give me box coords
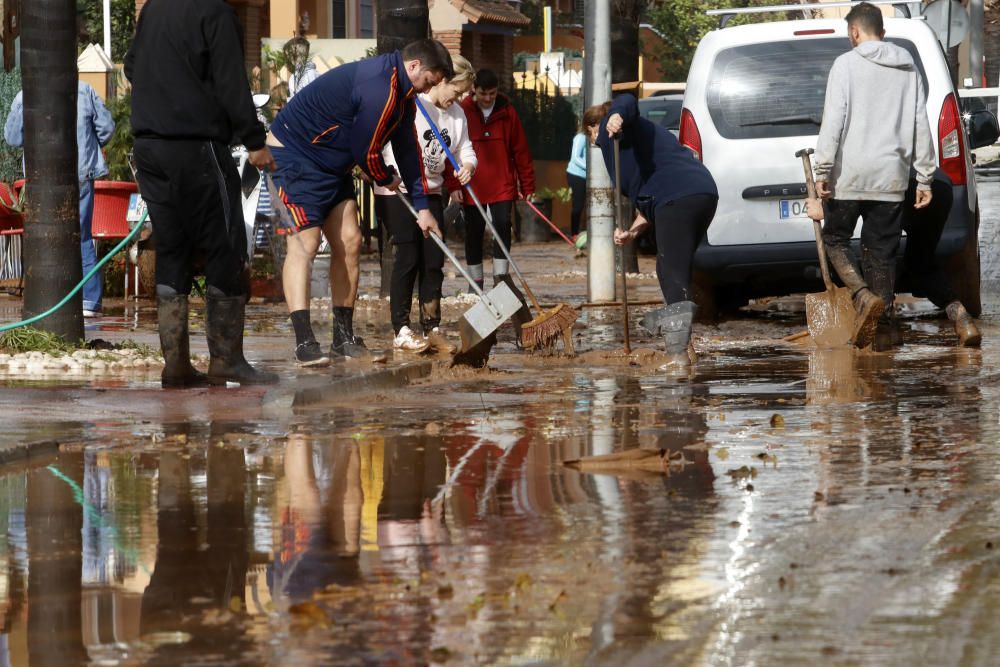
[414,98,578,352]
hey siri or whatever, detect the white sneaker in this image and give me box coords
[393,326,430,353]
[83,309,102,318]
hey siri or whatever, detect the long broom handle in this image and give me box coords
[393,190,501,317]
[521,197,576,247]
[798,151,836,292]
[613,138,632,354]
[414,97,543,313]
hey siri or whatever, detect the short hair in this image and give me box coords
[283,36,310,68]
[448,54,476,88]
[401,39,455,79]
[583,102,611,129]
[475,68,499,91]
[845,2,884,36]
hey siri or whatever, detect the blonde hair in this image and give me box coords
[448,55,476,88]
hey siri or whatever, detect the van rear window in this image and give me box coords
[706,38,925,139]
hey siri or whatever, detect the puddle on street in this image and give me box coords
[1,312,1000,665]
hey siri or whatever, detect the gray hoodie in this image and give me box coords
[814,40,935,201]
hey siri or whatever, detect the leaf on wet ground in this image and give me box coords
[548,590,568,612]
[425,421,442,436]
[514,573,533,591]
[715,447,729,461]
[563,448,692,476]
[437,584,454,599]
[725,466,758,481]
[755,452,778,465]
[770,414,785,428]
[430,646,453,663]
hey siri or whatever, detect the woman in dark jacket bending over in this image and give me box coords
[585,94,718,372]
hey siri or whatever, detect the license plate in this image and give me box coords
[126,193,147,224]
[779,199,810,220]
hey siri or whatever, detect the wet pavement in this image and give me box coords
[1,240,1000,665]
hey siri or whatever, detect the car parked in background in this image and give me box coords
[680,10,1000,316]
[638,93,684,136]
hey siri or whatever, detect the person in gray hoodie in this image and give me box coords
[813,1,935,349]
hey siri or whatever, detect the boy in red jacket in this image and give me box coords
[459,69,535,290]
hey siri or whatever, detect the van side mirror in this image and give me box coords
[967,109,1000,150]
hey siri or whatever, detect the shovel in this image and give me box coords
[395,192,523,367]
[797,148,855,348]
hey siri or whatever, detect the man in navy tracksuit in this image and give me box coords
[268,40,453,366]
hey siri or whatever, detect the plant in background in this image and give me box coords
[533,186,571,203]
[76,0,136,59]
[0,68,23,185]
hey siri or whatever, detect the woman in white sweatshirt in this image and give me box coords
[376,55,478,352]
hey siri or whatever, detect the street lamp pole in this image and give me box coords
[103,0,111,59]
[584,0,615,302]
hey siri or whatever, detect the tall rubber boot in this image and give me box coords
[494,273,532,348]
[205,292,279,385]
[157,291,209,388]
[825,244,867,293]
[641,301,697,373]
[947,301,982,348]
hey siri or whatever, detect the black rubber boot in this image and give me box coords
[205,293,279,385]
[157,293,209,389]
[641,301,697,372]
[495,274,532,348]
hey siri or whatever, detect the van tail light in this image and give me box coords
[938,92,966,186]
[679,108,703,161]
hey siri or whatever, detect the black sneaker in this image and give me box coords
[330,335,372,359]
[295,341,331,367]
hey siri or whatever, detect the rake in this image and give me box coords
[415,97,578,353]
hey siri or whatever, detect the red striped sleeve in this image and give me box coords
[366,68,399,182]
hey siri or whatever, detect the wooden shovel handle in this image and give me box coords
[799,151,836,292]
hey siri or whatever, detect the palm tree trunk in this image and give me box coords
[375,0,429,297]
[21,0,83,342]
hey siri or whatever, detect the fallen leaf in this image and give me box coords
[716,447,730,461]
[770,414,785,428]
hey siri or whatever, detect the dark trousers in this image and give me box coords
[464,200,513,267]
[382,193,446,334]
[901,179,957,308]
[822,198,903,306]
[654,194,717,304]
[134,138,246,296]
[567,173,586,236]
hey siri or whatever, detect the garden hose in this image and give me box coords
[0,210,148,333]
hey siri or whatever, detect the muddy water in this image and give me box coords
[0,304,999,665]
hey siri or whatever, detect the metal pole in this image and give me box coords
[969,0,983,87]
[585,0,615,302]
[102,0,111,59]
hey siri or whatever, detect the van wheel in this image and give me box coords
[944,209,981,317]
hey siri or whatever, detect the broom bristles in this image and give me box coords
[521,303,578,350]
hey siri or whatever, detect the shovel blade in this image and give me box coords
[805,287,855,348]
[457,280,524,353]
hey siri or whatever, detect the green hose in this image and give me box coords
[0,210,148,333]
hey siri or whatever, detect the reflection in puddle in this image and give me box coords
[0,338,996,664]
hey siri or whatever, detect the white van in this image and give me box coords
[681,8,999,315]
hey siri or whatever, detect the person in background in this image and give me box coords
[284,36,319,101]
[126,0,279,387]
[566,120,588,238]
[458,68,535,292]
[377,55,478,354]
[4,80,114,319]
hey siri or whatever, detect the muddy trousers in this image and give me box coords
[653,194,717,304]
[383,194,446,334]
[133,137,248,298]
[901,178,958,309]
[822,199,903,307]
[464,200,513,271]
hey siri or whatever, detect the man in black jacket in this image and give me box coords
[125,0,278,387]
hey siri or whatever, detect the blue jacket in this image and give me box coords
[271,51,428,210]
[596,94,716,220]
[566,132,587,178]
[4,80,115,182]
